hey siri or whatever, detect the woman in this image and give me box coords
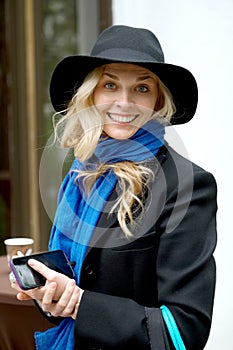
[12,25,217,350]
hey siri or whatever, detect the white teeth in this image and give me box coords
[107,113,138,123]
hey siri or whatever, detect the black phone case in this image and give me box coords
[10,250,75,290]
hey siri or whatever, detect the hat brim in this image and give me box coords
[49,55,198,125]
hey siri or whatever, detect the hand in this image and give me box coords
[10,251,32,300]
[39,278,83,319]
[13,259,84,319]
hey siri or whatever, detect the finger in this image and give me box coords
[50,280,77,317]
[13,283,45,300]
[71,289,84,320]
[41,282,57,312]
[60,283,79,317]
[17,292,32,301]
[28,259,57,280]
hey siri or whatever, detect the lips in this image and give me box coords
[107,113,139,123]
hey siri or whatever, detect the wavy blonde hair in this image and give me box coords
[53,65,176,237]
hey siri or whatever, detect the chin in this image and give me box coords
[103,126,139,140]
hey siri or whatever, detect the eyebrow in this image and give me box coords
[103,72,156,82]
[137,75,155,82]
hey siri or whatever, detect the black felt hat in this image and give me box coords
[50,25,198,124]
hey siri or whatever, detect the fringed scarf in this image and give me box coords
[35,120,165,349]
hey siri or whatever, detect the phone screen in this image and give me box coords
[10,250,75,290]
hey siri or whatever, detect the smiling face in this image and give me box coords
[93,63,159,139]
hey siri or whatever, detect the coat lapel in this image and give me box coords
[84,145,168,255]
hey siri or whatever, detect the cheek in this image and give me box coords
[93,90,113,115]
[93,87,112,106]
[138,96,157,111]
[93,90,101,105]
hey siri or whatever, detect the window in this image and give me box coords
[0,0,112,255]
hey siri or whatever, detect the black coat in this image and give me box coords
[74,144,217,350]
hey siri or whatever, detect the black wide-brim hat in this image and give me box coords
[50,25,198,125]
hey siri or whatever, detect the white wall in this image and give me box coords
[112,1,233,349]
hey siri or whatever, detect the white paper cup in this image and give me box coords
[4,237,34,262]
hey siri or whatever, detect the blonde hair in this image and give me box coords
[53,65,176,237]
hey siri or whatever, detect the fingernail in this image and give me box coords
[28,258,36,266]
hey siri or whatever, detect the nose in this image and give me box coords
[116,88,134,105]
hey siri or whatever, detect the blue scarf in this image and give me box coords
[35,120,165,350]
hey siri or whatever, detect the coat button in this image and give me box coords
[85,265,93,275]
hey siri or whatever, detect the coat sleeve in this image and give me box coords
[153,165,217,350]
[74,164,217,350]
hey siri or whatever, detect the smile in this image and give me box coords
[107,113,139,123]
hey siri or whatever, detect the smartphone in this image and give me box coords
[10,250,75,290]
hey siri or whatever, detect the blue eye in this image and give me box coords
[105,83,116,90]
[137,86,148,92]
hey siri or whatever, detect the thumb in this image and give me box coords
[28,259,56,280]
[17,291,32,301]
